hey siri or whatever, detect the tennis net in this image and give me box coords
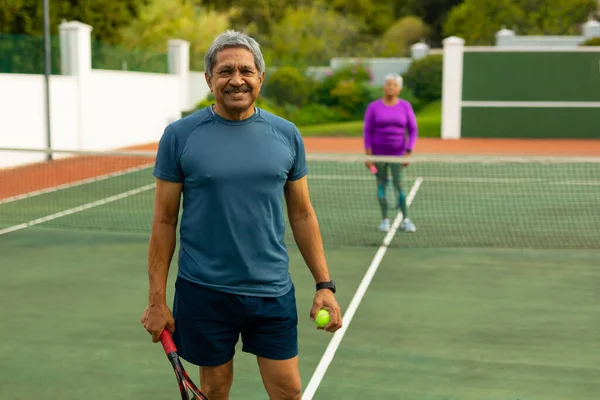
[1,148,599,249]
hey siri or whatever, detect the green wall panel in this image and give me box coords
[461,107,600,138]
[462,52,600,102]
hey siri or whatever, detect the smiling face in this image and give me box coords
[205,47,264,121]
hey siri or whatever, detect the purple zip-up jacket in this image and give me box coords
[363,99,418,156]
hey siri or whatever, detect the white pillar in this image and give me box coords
[59,21,92,76]
[59,21,92,150]
[168,39,191,112]
[410,42,430,60]
[441,36,465,140]
[583,19,600,39]
[495,27,516,47]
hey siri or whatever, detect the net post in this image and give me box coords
[43,0,53,161]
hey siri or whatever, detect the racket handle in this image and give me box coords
[369,165,377,174]
[159,329,177,355]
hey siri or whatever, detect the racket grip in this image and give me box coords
[369,165,377,174]
[159,329,177,355]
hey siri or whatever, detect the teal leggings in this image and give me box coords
[375,162,407,219]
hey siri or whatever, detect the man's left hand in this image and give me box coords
[310,289,343,333]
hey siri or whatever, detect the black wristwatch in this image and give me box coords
[316,280,336,293]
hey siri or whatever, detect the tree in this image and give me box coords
[118,0,236,70]
[521,0,598,36]
[193,0,310,39]
[0,0,148,45]
[442,0,523,44]
[266,4,363,66]
[444,0,598,45]
[377,16,430,57]
[394,0,464,46]
[328,0,396,36]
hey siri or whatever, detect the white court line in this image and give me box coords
[0,163,154,205]
[0,184,155,236]
[302,177,424,400]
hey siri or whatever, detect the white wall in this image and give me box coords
[496,35,586,48]
[85,70,181,150]
[0,21,214,170]
[0,69,211,169]
[189,71,210,108]
[0,74,80,168]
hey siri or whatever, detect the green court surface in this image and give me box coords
[1,229,599,399]
[1,153,600,398]
[0,227,367,399]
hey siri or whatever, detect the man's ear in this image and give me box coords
[205,72,213,91]
[258,72,265,86]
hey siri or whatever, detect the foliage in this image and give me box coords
[403,54,443,102]
[188,59,440,134]
[262,66,313,106]
[118,0,236,71]
[443,0,598,45]
[0,0,148,45]
[520,0,598,36]
[377,16,429,57]
[195,92,216,110]
[296,100,442,138]
[266,4,363,66]
[396,0,464,47]
[283,103,350,126]
[581,37,600,46]
[398,86,425,113]
[310,63,373,119]
[366,84,424,113]
[0,33,61,74]
[443,0,524,45]
[327,0,396,36]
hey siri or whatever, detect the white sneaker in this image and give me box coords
[400,218,416,233]
[379,219,390,232]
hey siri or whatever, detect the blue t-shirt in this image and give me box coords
[153,106,308,297]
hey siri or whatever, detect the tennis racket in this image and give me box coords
[159,329,209,400]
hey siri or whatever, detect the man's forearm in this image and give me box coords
[147,221,177,305]
[289,209,330,283]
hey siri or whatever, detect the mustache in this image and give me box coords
[224,86,251,94]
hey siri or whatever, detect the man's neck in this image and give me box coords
[212,104,255,121]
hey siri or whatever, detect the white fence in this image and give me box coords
[0,21,210,169]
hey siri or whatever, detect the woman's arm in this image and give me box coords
[363,103,375,154]
[405,102,418,152]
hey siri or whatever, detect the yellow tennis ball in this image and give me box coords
[314,309,330,328]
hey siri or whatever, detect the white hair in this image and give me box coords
[205,30,266,77]
[385,73,403,87]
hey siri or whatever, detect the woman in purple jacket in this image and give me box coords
[363,73,418,233]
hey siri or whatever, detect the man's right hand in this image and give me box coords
[140,303,175,343]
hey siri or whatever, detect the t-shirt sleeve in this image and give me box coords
[288,127,308,181]
[153,125,184,183]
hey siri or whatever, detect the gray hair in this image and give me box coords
[385,73,403,87]
[204,30,266,77]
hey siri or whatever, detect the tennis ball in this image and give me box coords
[314,309,330,328]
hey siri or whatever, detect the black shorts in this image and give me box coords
[171,277,298,367]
